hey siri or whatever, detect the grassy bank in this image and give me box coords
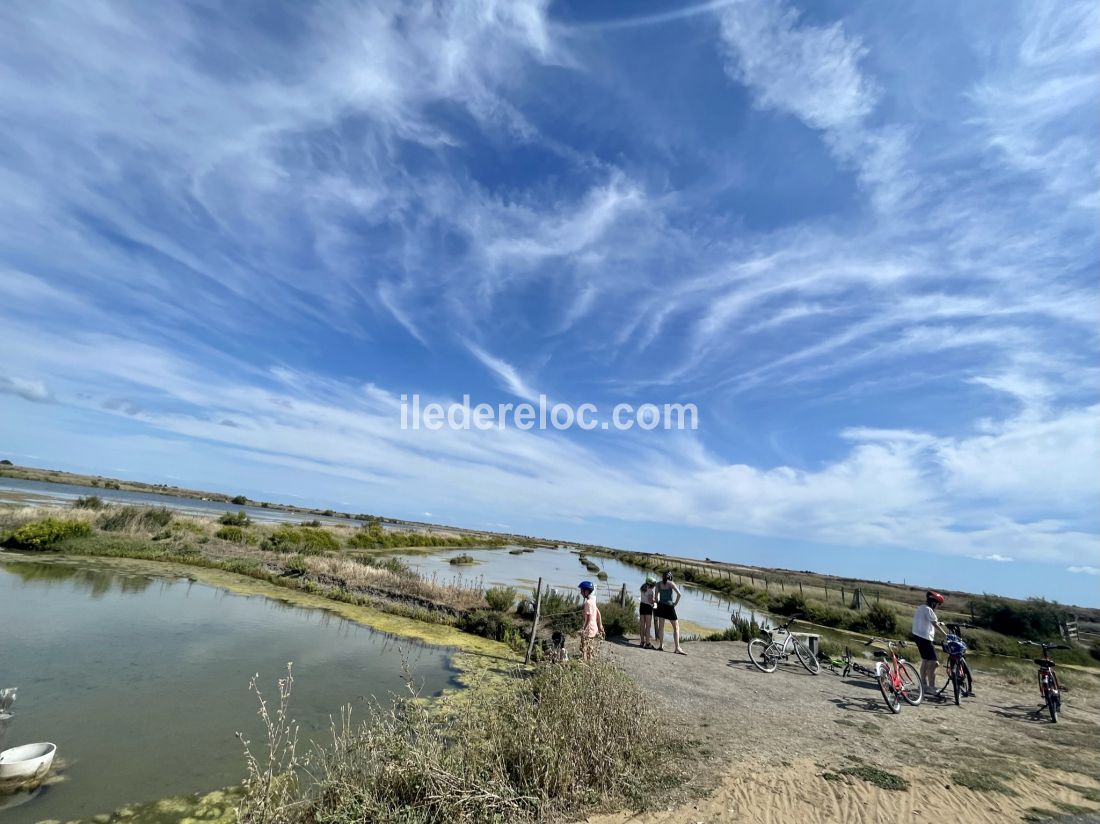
[236,656,687,824]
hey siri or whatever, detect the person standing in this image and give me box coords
[578,580,604,661]
[911,590,947,695]
[638,581,656,649]
[654,571,686,655]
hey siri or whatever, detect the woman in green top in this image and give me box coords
[654,571,685,654]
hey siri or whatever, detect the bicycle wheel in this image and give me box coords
[878,674,901,713]
[961,659,973,696]
[1047,691,1059,723]
[898,662,923,706]
[748,639,778,673]
[951,665,961,705]
[794,639,820,675]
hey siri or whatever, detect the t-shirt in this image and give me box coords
[582,597,601,638]
[912,604,937,641]
[640,588,655,606]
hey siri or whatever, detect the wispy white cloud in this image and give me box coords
[464,342,540,402]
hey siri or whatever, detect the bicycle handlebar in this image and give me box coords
[1019,640,1069,652]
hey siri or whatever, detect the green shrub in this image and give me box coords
[460,609,523,648]
[600,597,639,638]
[449,553,476,565]
[215,525,247,543]
[968,597,1065,639]
[485,585,518,612]
[263,526,339,555]
[96,505,172,532]
[862,602,898,634]
[231,495,248,505]
[219,510,252,526]
[4,518,92,549]
[538,588,584,635]
[283,554,309,576]
[73,495,106,510]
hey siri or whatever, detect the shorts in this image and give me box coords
[639,603,653,616]
[911,634,937,662]
[580,633,601,658]
[656,603,678,622]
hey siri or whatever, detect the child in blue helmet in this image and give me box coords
[578,580,604,661]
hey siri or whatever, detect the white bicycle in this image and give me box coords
[747,612,820,675]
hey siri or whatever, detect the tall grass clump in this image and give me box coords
[237,658,684,824]
[96,505,173,532]
[262,526,339,555]
[3,518,92,549]
[485,585,518,612]
[73,495,106,510]
[220,510,252,526]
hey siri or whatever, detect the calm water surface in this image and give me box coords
[394,547,760,630]
[0,556,456,824]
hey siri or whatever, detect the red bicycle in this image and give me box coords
[1020,639,1068,723]
[866,637,923,713]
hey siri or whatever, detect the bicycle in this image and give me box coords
[866,637,923,713]
[841,646,877,679]
[747,612,820,675]
[935,622,974,705]
[1020,639,1068,723]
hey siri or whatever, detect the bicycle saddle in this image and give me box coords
[1035,658,1055,668]
[872,650,888,658]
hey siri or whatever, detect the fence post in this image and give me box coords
[525,577,544,665]
[841,587,846,605]
[764,578,769,591]
[619,583,627,607]
[799,582,804,597]
[780,580,785,592]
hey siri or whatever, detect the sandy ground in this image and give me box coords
[589,639,1100,824]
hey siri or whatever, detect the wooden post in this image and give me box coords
[841,587,846,605]
[825,584,829,601]
[618,583,627,607]
[780,580,785,592]
[764,578,769,591]
[525,577,544,665]
[799,581,804,597]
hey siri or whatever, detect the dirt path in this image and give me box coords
[590,639,1100,824]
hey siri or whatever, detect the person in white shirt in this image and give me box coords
[911,590,947,694]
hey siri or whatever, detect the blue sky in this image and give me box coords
[1,0,1098,605]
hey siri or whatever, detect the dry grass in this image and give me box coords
[237,655,689,824]
[305,555,486,611]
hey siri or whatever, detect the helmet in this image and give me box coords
[645,573,658,584]
[578,580,594,592]
[926,590,945,605]
[662,571,673,582]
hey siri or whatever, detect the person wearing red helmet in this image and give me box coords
[911,590,948,695]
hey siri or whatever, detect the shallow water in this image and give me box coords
[394,546,761,631]
[0,556,455,824]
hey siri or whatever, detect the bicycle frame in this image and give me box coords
[1020,639,1066,723]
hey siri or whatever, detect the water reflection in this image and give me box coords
[0,559,156,598]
